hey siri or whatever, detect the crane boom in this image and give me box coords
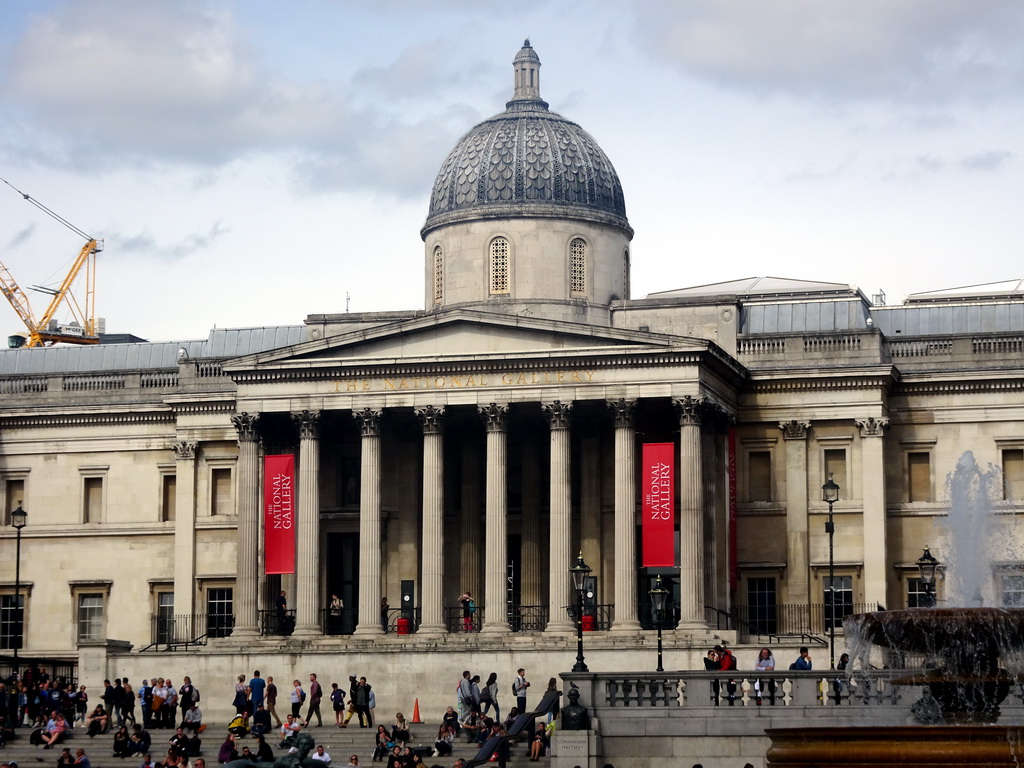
[0,261,38,331]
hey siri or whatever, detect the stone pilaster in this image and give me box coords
[292,410,321,637]
[780,420,812,606]
[609,398,641,631]
[675,396,706,629]
[857,417,889,607]
[172,441,198,618]
[231,413,261,637]
[354,407,384,635]
[416,405,446,634]
[543,401,574,632]
[479,403,510,633]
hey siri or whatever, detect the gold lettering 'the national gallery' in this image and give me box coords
[333,370,596,393]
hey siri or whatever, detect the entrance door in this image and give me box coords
[326,533,359,634]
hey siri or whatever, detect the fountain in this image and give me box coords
[766,452,1024,767]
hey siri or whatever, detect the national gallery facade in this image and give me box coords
[2,41,1023,711]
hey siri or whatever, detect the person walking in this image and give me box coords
[306,674,323,727]
[266,676,281,728]
[290,680,306,720]
[480,673,500,721]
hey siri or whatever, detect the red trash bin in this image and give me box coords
[397,616,411,635]
[582,614,596,632]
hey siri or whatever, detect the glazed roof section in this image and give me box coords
[0,325,305,375]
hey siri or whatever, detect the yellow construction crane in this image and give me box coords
[0,178,101,348]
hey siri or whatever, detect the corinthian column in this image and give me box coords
[609,398,641,631]
[354,408,384,635]
[292,410,321,637]
[479,403,510,633]
[231,413,261,637]
[416,405,446,634]
[675,396,706,629]
[543,401,574,633]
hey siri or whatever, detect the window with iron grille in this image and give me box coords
[569,238,586,295]
[906,577,932,608]
[823,575,853,630]
[207,588,234,638]
[489,238,510,294]
[622,249,630,300]
[0,594,23,650]
[432,246,444,304]
[746,577,777,634]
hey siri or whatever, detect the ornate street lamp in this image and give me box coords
[11,504,27,670]
[649,576,669,672]
[917,546,939,607]
[569,553,592,673]
[822,474,840,670]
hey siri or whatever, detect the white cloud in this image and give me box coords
[631,0,1024,104]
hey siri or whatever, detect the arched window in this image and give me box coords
[489,237,510,294]
[569,238,586,295]
[623,248,631,300]
[432,245,444,304]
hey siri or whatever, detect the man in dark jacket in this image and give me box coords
[351,677,372,728]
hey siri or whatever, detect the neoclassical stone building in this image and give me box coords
[2,41,1023,711]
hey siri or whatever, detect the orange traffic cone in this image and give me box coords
[411,697,423,723]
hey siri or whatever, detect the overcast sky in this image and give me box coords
[0,0,1021,341]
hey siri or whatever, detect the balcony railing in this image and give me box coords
[730,603,875,639]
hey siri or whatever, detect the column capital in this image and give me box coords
[607,398,636,428]
[354,407,382,437]
[779,419,811,440]
[701,401,735,433]
[673,395,705,426]
[292,409,322,440]
[479,402,509,432]
[415,405,445,434]
[541,400,572,430]
[856,416,890,438]
[231,412,260,442]
[171,440,198,460]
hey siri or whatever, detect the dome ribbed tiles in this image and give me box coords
[423,103,629,235]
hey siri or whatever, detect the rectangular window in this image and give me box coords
[1001,574,1024,607]
[77,593,105,642]
[83,477,103,523]
[746,577,777,634]
[908,452,932,502]
[1004,449,1024,502]
[156,592,175,644]
[211,468,232,515]
[4,479,25,526]
[0,594,24,651]
[824,449,847,491]
[823,575,854,630]
[906,577,933,608]
[161,475,177,522]
[206,588,234,638]
[748,451,772,502]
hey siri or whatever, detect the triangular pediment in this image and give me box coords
[224,309,701,371]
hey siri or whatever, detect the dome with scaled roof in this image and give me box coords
[421,40,631,238]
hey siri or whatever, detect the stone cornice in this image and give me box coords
[893,375,1024,395]
[747,367,896,394]
[1,411,174,428]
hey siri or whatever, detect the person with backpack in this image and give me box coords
[479,672,500,720]
[289,680,306,720]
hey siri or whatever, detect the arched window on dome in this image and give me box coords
[569,238,587,296]
[432,245,444,305]
[489,237,510,295]
[623,248,631,300]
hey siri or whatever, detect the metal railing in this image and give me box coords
[320,607,359,635]
[259,609,295,636]
[141,613,233,651]
[730,603,874,639]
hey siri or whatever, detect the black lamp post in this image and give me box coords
[917,546,939,607]
[822,474,840,671]
[649,575,669,672]
[569,553,592,673]
[11,504,27,671]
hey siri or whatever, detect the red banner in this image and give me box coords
[642,442,675,567]
[728,427,738,592]
[264,454,295,575]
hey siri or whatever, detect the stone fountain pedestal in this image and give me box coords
[767,725,1024,767]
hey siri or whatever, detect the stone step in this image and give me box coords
[0,726,551,767]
